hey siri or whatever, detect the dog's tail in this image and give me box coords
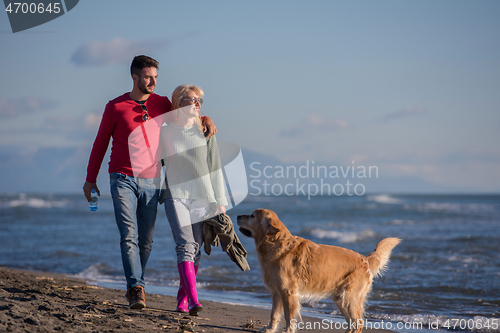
[367,237,401,278]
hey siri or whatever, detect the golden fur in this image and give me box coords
[237,209,400,333]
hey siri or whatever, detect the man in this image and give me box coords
[83,55,216,309]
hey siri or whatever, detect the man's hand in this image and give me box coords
[202,116,217,138]
[83,181,100,202]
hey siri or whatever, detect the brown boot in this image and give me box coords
[126,286,146,309]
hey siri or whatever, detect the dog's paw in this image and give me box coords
[258,327,276,333]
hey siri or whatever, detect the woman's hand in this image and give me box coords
[214,205,226,215]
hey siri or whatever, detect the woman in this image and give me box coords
[160,84,227,316]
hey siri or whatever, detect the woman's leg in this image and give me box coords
[164,198,200,264]
[178,200,210,315]
[175,264,199,313]
[188,200,211,266]
[164,199,203,314]
[177,261,202,315]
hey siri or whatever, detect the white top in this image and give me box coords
[160,123,228,206]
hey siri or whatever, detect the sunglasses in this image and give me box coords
[140,104,149,121]
[182,97,203,105]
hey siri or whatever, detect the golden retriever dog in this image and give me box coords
[237,209,400,333]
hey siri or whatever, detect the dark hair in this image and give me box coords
[130,55,159,77]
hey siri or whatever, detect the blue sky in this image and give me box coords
[0,0,499,193]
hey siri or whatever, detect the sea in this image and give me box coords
[0,192,499,332]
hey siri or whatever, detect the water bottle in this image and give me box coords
[89,189,98,211]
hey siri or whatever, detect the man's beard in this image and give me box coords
[138,82,155,95]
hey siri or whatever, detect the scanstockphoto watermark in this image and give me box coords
[290,319,426,330]
[248,161,378,199]
[290,318,424,331]
[4,0,79,33]
[290,317,500,331]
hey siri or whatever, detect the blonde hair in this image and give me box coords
[171,84,205,132]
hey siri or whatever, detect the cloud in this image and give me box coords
[84,113,102,131]
[0,145,89,193]
[41,115,79,132]
[40,112,102,134]
[0,97,57,118]
[343,149,500,191]
[279,113,348,137]
[382,106,426,121]
[441,149,500,164]
[70,37,169,67]
[373,148,500,165]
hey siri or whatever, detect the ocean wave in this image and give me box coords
[0,193,67,209]
[309,229,376,243]
[75,263,210,289]
[447,255,482,264]
[73,262,125,284]
[53,250,82,258]
[366,194,402,204]
[408,202,498,215]
[199,265,232,276]
[385,219,414,225]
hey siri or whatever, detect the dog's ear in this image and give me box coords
[262,216,279,234]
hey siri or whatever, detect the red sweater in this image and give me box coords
[86,93,172,183]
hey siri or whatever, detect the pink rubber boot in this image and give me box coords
[177,261,202,316]
[176,265,198,313]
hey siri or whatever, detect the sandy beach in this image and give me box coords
[0,266,396,333]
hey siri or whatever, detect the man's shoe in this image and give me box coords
[126,286,146,309]
[125,288,132,304]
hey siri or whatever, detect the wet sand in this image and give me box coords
[0,266,394,332]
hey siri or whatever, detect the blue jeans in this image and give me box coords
[110,173,160,289]
[164,198,211,266]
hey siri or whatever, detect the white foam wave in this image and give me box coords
[387,219,414,225]
[73,263,125,284]
[367,194,402,204]
[420,202,496,214]
[310,229,375,243]
[164,277,210,289]
[447,255,481,264]
[0,193,67,209]
[75,263,210,289]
